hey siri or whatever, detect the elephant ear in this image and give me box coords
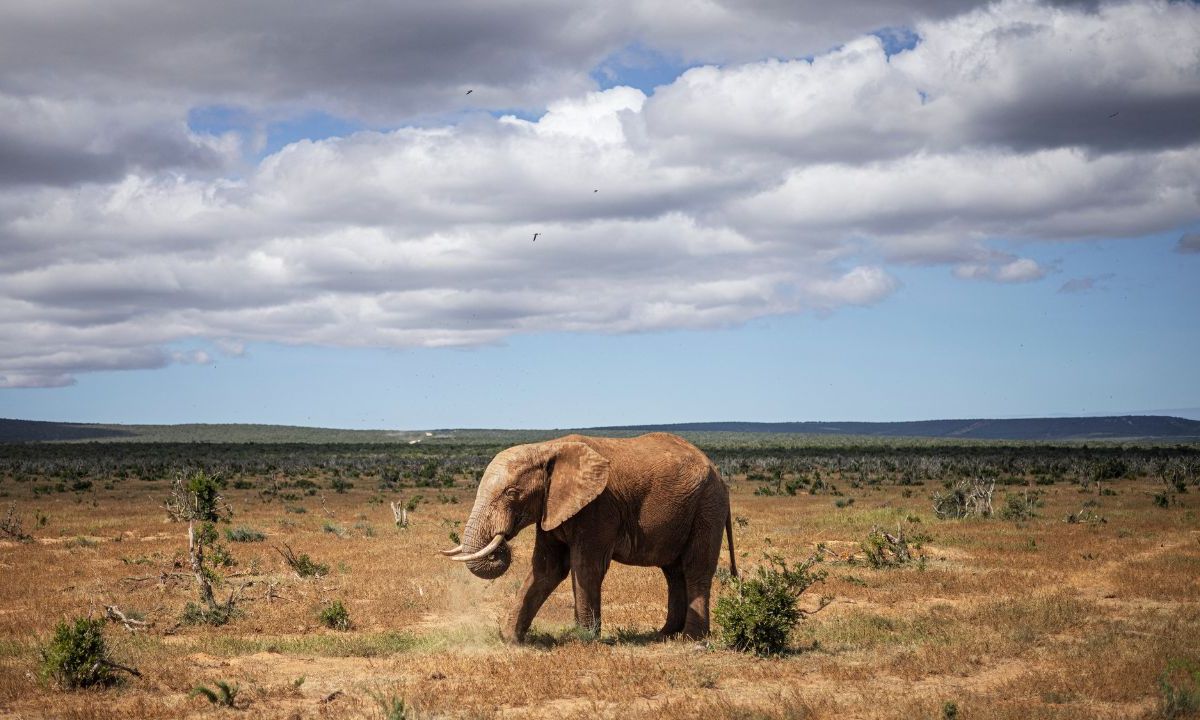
[541,442,610,531]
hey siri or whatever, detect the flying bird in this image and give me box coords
[593,189,598,193]
[1107,111,1119,118]
[465,89,473,95]
[532,232,540,242]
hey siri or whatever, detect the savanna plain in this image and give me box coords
[1,435,1197,719]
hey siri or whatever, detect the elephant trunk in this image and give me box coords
[457,504,511,580]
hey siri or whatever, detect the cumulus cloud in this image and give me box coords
[954,257,1047,283]
[0,0,1198,386]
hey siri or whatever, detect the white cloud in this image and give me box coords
[0,0,1198,386]
[807,266,901,307]
[954,257,1046,283]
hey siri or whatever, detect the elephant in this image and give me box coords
[440,432,736,643]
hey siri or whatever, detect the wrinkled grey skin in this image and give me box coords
[449,433,735,643]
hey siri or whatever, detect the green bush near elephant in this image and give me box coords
[714,552,827,656]
[39,617,117,689]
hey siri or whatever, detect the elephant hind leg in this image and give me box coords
[681,574,715,639]
[658,562,687,638]
[680,481,729,639]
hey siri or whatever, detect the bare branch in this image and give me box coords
[104,605,149,633]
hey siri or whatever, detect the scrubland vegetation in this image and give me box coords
[0,435,1197,718]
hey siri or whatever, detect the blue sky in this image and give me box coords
[0,1,1197,428]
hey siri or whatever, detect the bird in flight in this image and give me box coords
[465,89,473,95]
[593,189,598,193]
[1107,111,1119,118]
[532,232,540,242]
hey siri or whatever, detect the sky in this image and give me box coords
[0,0,1198,428]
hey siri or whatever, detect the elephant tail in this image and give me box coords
[725,509,738,579]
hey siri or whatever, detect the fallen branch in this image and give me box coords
[104,605,149,633]
[263,581,290,604]
[121,571,190,584]
[273,543,328,578]
[799,596,835,619]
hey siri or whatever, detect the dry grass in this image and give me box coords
[0,471,1197,719]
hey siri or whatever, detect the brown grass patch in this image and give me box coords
[0,472,1196,718]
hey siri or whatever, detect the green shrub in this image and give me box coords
[39,617,118,688]
[192,680,240,707]
[1,503,33,543]
[275,543,329,578]
[331,478,354,493]
[1159,659,1200,719]
[225,526,266,542]
[181,601,239,626]
[370,691,414,720]
[1000,490,1043,521]
[319,600,352,631]
[714,551,827,656]
[859,526,923,569]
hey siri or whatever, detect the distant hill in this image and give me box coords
[0,418,136,442]
[2,415,1199,444]
[588,416,1200,441]
[0,419,411,444]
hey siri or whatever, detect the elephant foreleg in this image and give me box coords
[569,543,611,638]
[503,531,569,643]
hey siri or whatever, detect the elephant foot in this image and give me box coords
[679,628,708,641]
[500,624,526,644]
[655,627,683,641]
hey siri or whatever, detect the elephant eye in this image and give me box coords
[504,487,519,499]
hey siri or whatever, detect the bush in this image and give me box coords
[1159,659,1200,719]
[225,526,266,542]
[1000,490,1043,521]
[859,526,924,569]
[40,617,118,689]
[275,543,329,578]
[181,601,239,626]
[371,691,415,720]
[714,551,827,656]
[319,600,352,630]
[1,503,33,543]
[933,478,994,519]
[192,680,240,707]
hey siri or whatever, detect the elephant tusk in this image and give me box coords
[450,534,505,562]
[439,544,464,556]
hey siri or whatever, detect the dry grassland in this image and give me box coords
[0,469,1197,719]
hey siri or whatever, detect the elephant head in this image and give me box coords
[440,441,610,579]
